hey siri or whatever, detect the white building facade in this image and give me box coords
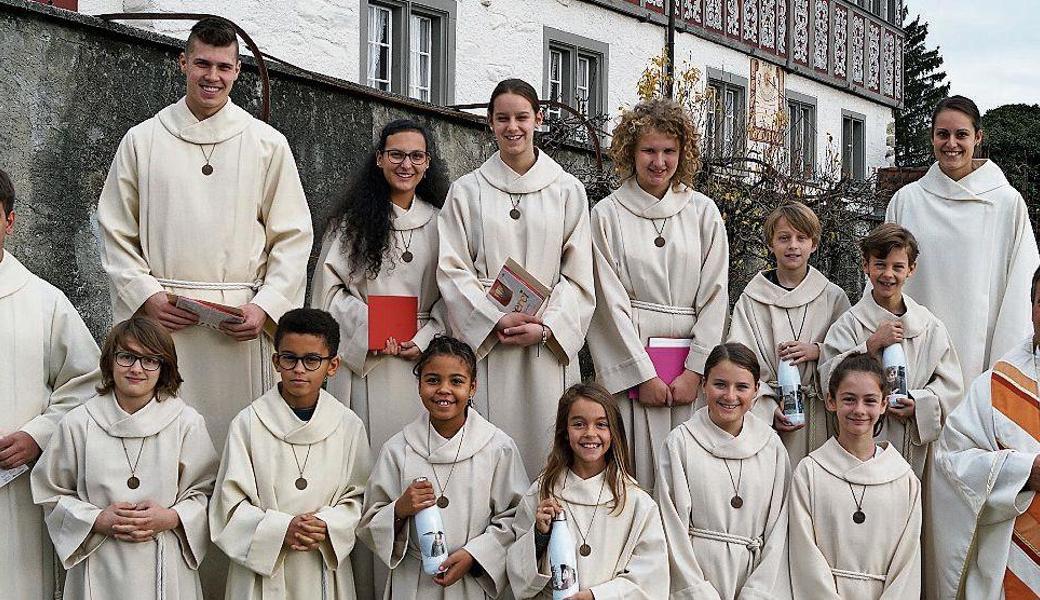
[79,0,904,176]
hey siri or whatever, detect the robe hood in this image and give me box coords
[552,468,637,508]
[850,289,931,338]
[252,386,345,445]
[157,97,253,145]
[612,177,694,220]
[390,196,438,231]
[0,251,32,299]
[84,392,185,438]
[809,437,911,485]
[402,407,498,464]
[682,406,774,459]
[918,159,1011,201]
[742,267,833,309]
[477,150,564,194]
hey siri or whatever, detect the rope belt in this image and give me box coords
[689,526,763,553]
[154,533,166,600]
[630,299,697,316]
[478,278,496,289]
[156,277,261,291]
[417,311,432,321]
[831,567,886,582]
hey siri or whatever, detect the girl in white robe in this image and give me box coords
[508,382,669,599]
[312,119,449,454]
[31,316,218,600]
[790,353,922,599]
[437,79,595,474]
[359,336,529,599]
[656,342,792,599]
[588,99,729,491]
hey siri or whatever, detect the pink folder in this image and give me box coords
[628,338,693,400]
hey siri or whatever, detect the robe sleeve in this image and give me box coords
[506,488,554,597]
[20,294,100,448]
[538,180,595,364]
[97,128,165,320]
[209,414,295,577]
[30,412,107,568]
[587,203,656,394]
[462,437,529,597]
[990,195,1040,368]
[314,416,372,570]
[819,314,868,395]
[879,478,922,599]
[728,295,779,427]
[654,432,724,600]
[738,443,793,600]
[169,411,219,569]
[908,323,964,445]
[312,232,370,374]
[249,133,313,323]
[586,497,670,600]
[787,462,841,600]
[685,200,729,374]
[357,442,411,569]
[437,178,506,358]
[411,296,447,351]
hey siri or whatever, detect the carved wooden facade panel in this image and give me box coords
[813,0,829,72]
[760,0,776,49]
[727,0,742,38]
[776,0,787,55]
[851,13,865,85]
[743,0,759,44]
[867,21,881,92]
[833,3,848,79]
[792,0,809,65]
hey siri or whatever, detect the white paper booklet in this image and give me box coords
[0,465,29,489]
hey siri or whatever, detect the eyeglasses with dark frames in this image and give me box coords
[274,352,336,372]
[114,351,163,372]
[380,149,430,166]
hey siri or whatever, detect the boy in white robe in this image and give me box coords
[0,168,101,600]
[32,316,218,600]
[790,353,922,600]
[729,202,850,463]
[210,308,371,600]
[359,336,529,599]
[929,268,1040,600]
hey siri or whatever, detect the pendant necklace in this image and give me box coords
[847,481,867,524]
[290,443,313,490]
[562,470,606,557]
[427,420,467,508]
[509,193,523,220]
[723,458,744,509]
[120,437,145,490]
[651,218,668,247]
[199,144,217,176]
[395,228,415,263]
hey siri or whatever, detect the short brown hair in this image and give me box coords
[0,168,14,215]
[98,316,182,399]
[488,78,540,117]
[931,95,981,134]
[859,222,919,264]
[185,17,239,57]
[763,201,821,246]
[609,98,701,190]
[703,342,761,384]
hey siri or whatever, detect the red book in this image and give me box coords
[628,338,693,400]
[368,295,418,351]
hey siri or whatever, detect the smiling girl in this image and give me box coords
[507,382,669,599]
[656,342,791,599]
[789,353,922,599]
[588,98,729,493]
[437,79,595,475]
[359,336,529,599]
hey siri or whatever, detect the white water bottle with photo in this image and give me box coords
[549,510,580,600]
[777,358,805,426]
[412,478,448,575]
[882,343,909,408]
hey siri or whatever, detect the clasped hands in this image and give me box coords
[495,312,550,347]
[93,500,180,542]
[140,292,266,341]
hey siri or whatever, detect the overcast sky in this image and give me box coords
[906,0,1039,112]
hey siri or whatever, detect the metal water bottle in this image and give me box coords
[882,343,909,408]
[549,510,580,600]
[777,358,805,426]
[412,477,448,576]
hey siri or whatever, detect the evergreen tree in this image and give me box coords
[895,11,950,167]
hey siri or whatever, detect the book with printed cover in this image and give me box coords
[628,338,692,400]
[368,295,419,351]
[486,258,551,317]
[167,294,246,330]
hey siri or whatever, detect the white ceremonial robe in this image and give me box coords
[930,338,1040,600]
[97,97,313,448]
[31,393,218,600]
[358,409,529,599]
[886,160,1040,389]
[587,178,729,490]
[789,438,922,600]
[819,291,963,479]
[437,150,594,473]
[210,388,371,600]
[312,198,446,452]
[656,408,791,599]
[507,471,669,599]
[0,251,100,600]
[729,268,850,464]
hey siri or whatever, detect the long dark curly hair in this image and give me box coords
[324,119,450,279]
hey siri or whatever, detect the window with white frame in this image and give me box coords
[547,48,565,120]
[842,113,866,179]
[788,98,816,177]
[705,78,746,158]
[543,28,608,130]
[362,1,455,104]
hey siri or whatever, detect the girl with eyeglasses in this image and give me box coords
[31,315,219,600]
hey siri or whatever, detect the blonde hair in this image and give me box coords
[609,98,701,190]
[763,201,822,246]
